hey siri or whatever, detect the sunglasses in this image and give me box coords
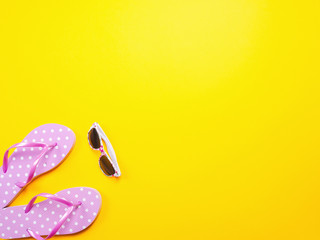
[88,123,121,177]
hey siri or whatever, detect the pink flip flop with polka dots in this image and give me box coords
[0,124,75,208]
[0,187,102,239]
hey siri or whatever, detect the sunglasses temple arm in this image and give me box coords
[95,123,121,175]
[95,123,111,149]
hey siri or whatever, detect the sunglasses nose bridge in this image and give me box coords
[99,145,105,153]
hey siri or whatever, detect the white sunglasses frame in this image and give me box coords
[88,122,121,177]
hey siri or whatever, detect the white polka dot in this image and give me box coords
[46,218,50,221]
[53,154,57,158]
[30,148,34,151]
[51,129,54,133]
[14,230,18,234]
[80,215,83,219]
[27,164,30,168]
[62,153,66,157]
[22,148,26,152]
[39,147,43,150]
[40,138,44,142]
[42,130,46,134]
[88,191,91,195]
[20,157,23,160]
[93,212,97,216]
[88,219,92,223]
[32,139,36,142]
[49,137,52,141]
[18,214,21,217]
[66,136,69,140]
[59,128,63,132]
[34,131,38,134]
[44,208,47,211]
[29,156,32,160]
[90,202,94,206]
[33,221,36,224]
[20,224,23,227]
[52,211,55,215]
[75,194,79,198]
[57,137,61,141]
[41,224,44,228]
[63,145,67,149]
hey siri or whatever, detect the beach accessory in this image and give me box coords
[0,187,101,239]
[0,124,75,208]
[88,123,121,177]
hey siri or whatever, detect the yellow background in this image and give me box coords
[0,0,320,239]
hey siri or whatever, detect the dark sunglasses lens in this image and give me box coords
[99,155,116,176]
[88,128,101,149]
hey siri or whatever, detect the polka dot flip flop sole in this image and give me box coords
[0,187,102,239]
[0,124,76,208]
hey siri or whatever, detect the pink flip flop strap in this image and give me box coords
[2,142,57,188]
[25,193,82,240]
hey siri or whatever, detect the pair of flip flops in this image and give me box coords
[0,124,101,239]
